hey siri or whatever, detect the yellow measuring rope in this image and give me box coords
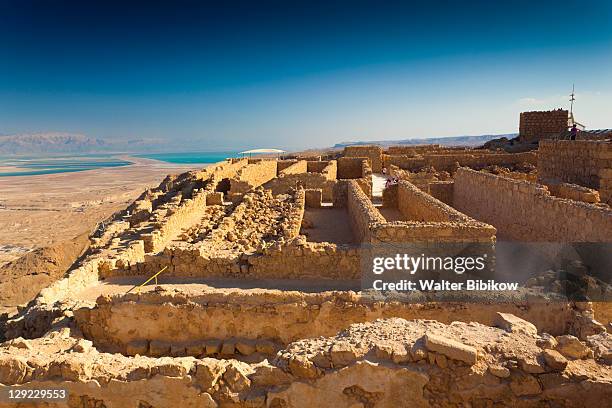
[126,266,168,294]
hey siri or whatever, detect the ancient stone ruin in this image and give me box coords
[0,142,611,407]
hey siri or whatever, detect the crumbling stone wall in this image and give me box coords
[267,174,336,201]
[383,151,537,172]
[278,160,307,176]
[277,160,300,173]
[248,240,360,279]
[348,180,495,244]
[539,140,612,204]
[108,188,307,279]
[304,189,322,207]
[519,109,568,142]
[427,181,454,205]
[384,154,425,170]
[337,157,367,179]
[74,289,578,356]
[544,180,601,204]
[336,157,372,197]
[382,183,398,208]
[397,181,460,222]
[373,180,496,244]
[454,168,612,241]
[229,159,278,197]
[343,145,383,172]
[307,160,336,179]
[319,160,338,180]
[265,161,337,201]
[347,181,386,242]
[141,190,210,253]
[207,158,249,181]
[386,144,443,155]
[389,165,446,191]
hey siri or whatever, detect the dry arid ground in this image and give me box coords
[0,157,205,312]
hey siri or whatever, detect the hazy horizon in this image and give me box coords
[1,0,611,150]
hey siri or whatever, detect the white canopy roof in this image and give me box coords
[239,148,286,154]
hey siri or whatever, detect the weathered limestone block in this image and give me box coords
[194,358,227,391]
[495,312,538,337]
[329,341,357,367]
[149,340,171,357]
[235,340,256,356]
[542,349,568,371]
[220,341,236,355]
[288,355,322,379]
[488,364,510,378]
[555,335,590,359]
[0,355,29,384]
[423,333,478,365]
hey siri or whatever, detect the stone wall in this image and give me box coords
[382,183,398,208]
[538,140,612,204]
[306,161,326,173]
[248,241,360,279]
[347,181,386,243]
[602,172,612,205]
[519,109,568,142]
[332,180,349,208]
[337,157,367,179]
[383,155,425,170]
[229,159,278,197]
[107,189,309,279]
[278,160,308,176]
[395,181,469,223]
[343,145,383,172]
[543,180,600,204]
[75,289,576,356]
[207,158,249,181]
[141,190,210,253]
[319,160,338,180]
[265,173,336,201]
[389,165,443,191]
[386,144,442,155]
[427,181,454,205]
[304,189,322,208]
[336,157,372,197]
[454,168,612,241]
[277,160,299,173]
[385,152,537,172]
[397,181,456,222]
[4,312,609,408]
[347,180,494,244]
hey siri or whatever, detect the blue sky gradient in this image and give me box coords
[1,0,611,150]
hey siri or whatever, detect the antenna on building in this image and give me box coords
[568,84,585,131]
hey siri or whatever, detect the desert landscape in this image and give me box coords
[0,108,610,407]
[0,157,206,313]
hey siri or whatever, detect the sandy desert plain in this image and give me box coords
[0,156,206,313]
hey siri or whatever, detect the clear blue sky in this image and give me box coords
[1,0,611,150]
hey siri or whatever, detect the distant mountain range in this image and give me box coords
[0,132,167,155]
[0,131,518,156]
[333,133,517,148]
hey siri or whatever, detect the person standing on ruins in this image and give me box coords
[570,123,578,140]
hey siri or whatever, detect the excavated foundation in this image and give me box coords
[73,283,579,358]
